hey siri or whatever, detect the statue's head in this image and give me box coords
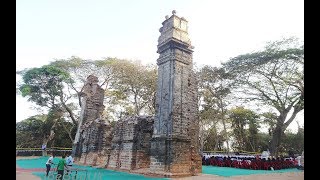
[87,74,99,84]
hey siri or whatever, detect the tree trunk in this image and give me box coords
[270,105,302,156]
[221,119,229,153]
[199,123,205,152]
[42,119,58,156]
[61,121,74,142]
[269,122,284,156]
[134,93,140,116]
[220,99,229,153]
[214,134,219,151]
[60,94,78,126]
[213,127,220,151]
[72,97,86,157]
[247,136,255,152]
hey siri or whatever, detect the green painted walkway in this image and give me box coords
[16,157,302,179]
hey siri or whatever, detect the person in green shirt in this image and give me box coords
[56,155,67,180]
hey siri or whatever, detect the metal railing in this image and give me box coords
[16,147,72,152]
[202,150,261,155]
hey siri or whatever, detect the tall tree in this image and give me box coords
[223,37,304,155]
[279,125,304,155]
[203,126,226,151]
[16,114,74,149]
[199,104,220,151]
[16,115,47,148]
[50,56,115,107]
[19,65,75,154]
[247,113,260,152]
[110,60,157,116]
[197,65,232,152]
[256,132,271,152]
[261,112,278,136]
[50,57,157,119]
[228,107,247,151]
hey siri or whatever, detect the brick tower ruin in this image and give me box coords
[72,75,113,167]
[149,11,202,177]
[75,11,202,177]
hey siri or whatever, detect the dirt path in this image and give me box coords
[16,156,41,180]
[16,165,41,180]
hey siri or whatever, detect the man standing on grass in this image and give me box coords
[57,155,67,180]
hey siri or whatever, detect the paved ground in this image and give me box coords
[16,156,304,180]
[16,165,41,180]
[173,171,304,180]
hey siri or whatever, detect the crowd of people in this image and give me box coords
[45,153,74,179]
[202,154,300,170]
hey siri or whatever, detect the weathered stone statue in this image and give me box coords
[149,11,202,177]
[72,75,113,167]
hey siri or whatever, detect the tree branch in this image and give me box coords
[69,81,82,107]
[59,94,78,125]
[59,119,74,142]
[247,81,282,111]
[283,97,304,129]
[255,65,284,107]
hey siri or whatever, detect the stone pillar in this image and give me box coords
[149,11,202,177]
[72,75,112,167]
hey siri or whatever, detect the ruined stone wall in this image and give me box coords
[107,116,154,170]
[187,69,202,174]
[78,118,113,167]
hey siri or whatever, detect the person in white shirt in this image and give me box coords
[300,151,304,167]
[66,154,74,174]
[45,154,54,176]
[296,155,302,167]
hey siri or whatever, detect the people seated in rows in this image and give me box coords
[202,154,296,170]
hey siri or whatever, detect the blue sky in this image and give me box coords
[16,0,304,130]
